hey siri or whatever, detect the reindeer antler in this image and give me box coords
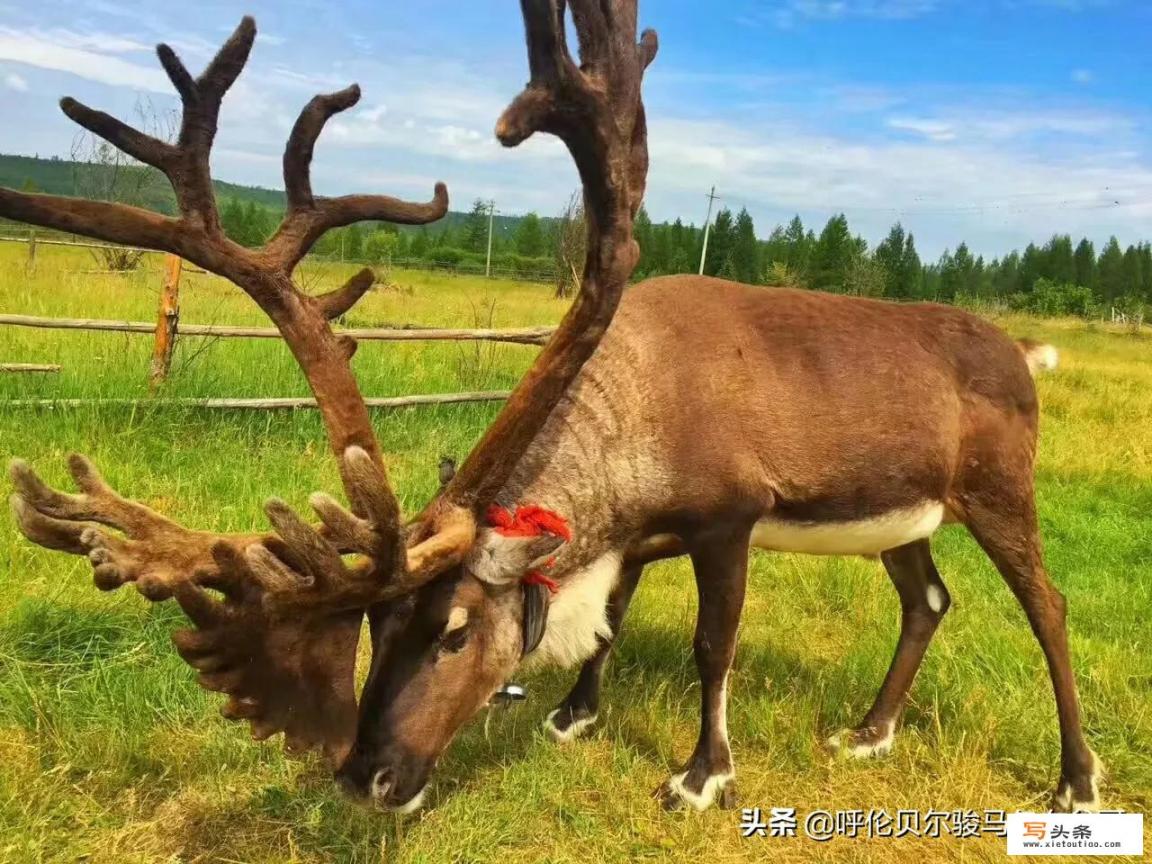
[434,0,657,514]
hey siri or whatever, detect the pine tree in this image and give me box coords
[938,250,957,300]
[633,206,654,276]
[730,208,760,283]
[704,208,735,277]
[994,251,1020,298]
[874,222,906,298]
[782,215,810,276]
[219,198,248,244]
[1042,234,1075,284]
[344,223,364,260]
[1019,243,1043,294]
[1073,238,1096,290]
[1097,237,1125,305]
[514,212,546,257]
[1140,243,1152,301]
[952,243,976,297]
[669,218,693,273]
[900,232,923,298]
[410,227,430,259]
[464,198,490,253]
[1121,244,1144,300]
[809,214,853,292]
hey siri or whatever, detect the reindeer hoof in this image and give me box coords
[826,724,895,760]
[654,771,736,812]
[1052,753,1104,812]
[543,707,598,743]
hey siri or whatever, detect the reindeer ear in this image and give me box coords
[467,530,565,585]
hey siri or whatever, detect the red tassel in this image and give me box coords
[522,570,560,594]
[485,504,572,541]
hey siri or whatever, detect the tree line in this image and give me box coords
[214,194,1152,317]
[632,207,1151,317]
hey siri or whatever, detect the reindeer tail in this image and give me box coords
[1018,338,1060,376]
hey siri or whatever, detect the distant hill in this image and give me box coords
[0,153,538,240]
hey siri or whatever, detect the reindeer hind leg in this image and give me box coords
[829,538,951,759]
[954,453,1101,812]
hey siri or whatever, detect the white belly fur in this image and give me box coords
[751,501,944,556]
[523,551,621,671]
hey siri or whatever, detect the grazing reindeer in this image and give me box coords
[5,1,1099,814]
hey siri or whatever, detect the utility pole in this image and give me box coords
[698,185,720,275]
[485,200,496,278]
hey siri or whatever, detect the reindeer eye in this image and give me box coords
[440,625,469,653]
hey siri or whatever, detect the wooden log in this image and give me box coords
[0,363,61,373]
[0,314,556,345]
[3,392,511,410]
[149,254,183,389]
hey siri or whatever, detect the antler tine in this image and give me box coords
[158,17,257,230]
[263,79,448,273]
[436,0,656,514]
[58,99,176,173]
[0,18,257,263]
[316,268,376,321]
[283,85,363,213]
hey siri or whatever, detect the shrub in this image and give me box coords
[1010,279,1098,319]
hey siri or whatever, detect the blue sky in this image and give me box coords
[0,0,1150,257]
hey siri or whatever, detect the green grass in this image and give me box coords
[1,243,1149,863]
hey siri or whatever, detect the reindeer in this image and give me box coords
[5,1,1100,815]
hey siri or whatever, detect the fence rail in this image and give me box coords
[1,363,60,373]
[0,314,556,345]
[4,392,511,411]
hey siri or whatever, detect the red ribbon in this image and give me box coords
[485,504,571,595]
[522,570,560,594]
[485,504,572,542]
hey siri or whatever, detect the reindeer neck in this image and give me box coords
[493,333,660,579]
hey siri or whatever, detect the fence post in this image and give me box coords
[26,231,36,274]
[149,254,183,389]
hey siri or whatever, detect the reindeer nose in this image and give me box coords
[334,757,373,800]
[370,768,395,802]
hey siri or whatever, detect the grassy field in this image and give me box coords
[0,242,1149,863]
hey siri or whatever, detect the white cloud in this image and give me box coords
[1071,68,1094,85]
[887,116,957,142]
[0,27,169,90]
[641,112,1152,256]
[3,71,27,91]
[762,0,939,27]
[887,107,1126,144]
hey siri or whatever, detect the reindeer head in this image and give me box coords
[4,0,656,810]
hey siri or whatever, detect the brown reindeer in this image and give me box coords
[5,1,1099,814]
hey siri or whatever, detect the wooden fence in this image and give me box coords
[2,248,557,410]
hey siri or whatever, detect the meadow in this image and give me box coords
[0,242,1149,863]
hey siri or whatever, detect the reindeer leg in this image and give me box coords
[829,539,950,758]
[657,527,749,811]
[955,464,1101,812]
[544,563,643,742]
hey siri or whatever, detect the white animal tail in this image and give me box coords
[1019,339,1059,376]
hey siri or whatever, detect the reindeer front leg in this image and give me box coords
[657,526,749,811]
[545,563,643,742]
